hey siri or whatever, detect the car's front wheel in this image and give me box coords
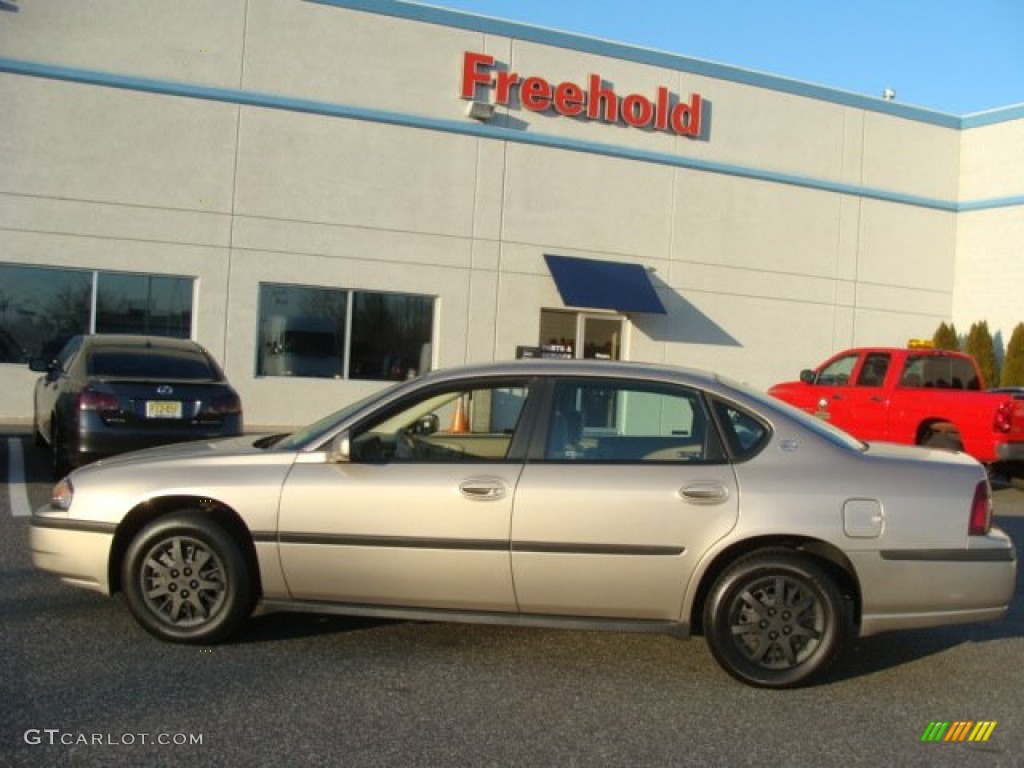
[703,550,850,688]
[122,513,254,643]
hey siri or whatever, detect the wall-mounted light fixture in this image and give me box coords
[465,100,496,121]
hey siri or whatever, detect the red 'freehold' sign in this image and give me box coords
[460,51,703,138]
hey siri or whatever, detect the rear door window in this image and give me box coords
[543,379,725,463]
[900,355,981,390]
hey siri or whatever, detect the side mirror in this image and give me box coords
[799,369,816,385]
[411,413,439,436]
[28,358,53,374]
[329,432,352,463]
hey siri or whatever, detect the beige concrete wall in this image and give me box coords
[0,0,1017,425]
[953,117,1024,358]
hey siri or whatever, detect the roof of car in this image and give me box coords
[416,358,723,388]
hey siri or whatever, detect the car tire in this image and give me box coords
[122,513,254,644]
[33,401,46,449]
[50,420,70,480]
[703,549,850,688]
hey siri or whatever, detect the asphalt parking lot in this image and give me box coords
[1,428,1022,767]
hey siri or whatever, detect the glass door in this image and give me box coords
[580,315,621,360]
[538,310,624,360]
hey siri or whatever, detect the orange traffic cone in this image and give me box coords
[450,397,469,433]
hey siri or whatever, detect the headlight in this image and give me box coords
[51,478,74,511]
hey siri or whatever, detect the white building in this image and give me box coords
[1,0,1022,427]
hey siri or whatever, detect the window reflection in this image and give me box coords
[257,285,346,378]
[0,264,91,362]
[350,292,433,381]
[256,283,434,381]
[97,273,192,337]
[0,264,195,364]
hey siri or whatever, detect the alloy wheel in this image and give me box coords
[138,534,228,628]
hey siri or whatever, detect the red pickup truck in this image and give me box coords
[768,345,1024,464]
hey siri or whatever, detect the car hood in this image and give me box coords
[78,434,282,472]
[57,434,298,527]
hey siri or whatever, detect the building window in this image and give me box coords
[96,273,193,337]
[257,284,346,379]
[350,292,434,381]
[0,263,194,364]
[257,282,434,381]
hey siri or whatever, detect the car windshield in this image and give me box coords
[87,351,217,380]
[720,375,868,451]
[274,380,409,451]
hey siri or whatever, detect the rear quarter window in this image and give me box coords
[711,399,771,460]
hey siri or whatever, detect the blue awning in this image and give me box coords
[544,254,666,314]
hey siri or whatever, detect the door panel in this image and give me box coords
[278,461,521,610]
[511,464,738,619]
[511,377,739,620]
[277,377,534,612]
[822,352,891,440]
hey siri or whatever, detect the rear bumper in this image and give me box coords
[995,442,1024,461]
[70,414,242,466]
[852,530,1017,637]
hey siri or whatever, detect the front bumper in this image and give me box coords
[30,514,116,594]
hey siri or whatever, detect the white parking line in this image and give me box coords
[7,438,33,517]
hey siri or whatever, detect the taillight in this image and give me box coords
[203,394,242,415]
[993,401,1013,433]
[969,481,992,536]
[78,389,120,411]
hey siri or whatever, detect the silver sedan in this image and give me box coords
[30,360,1016,688]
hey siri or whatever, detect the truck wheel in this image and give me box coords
[920,425,963,452]
[703,550,850,688]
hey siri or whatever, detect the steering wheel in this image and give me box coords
[394,430,420,460]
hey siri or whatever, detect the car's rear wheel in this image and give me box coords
[50,420,70,479]
[703,550,849,688]
[122,513,253,643]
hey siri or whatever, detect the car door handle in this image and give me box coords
[459,479,507,501]
[680,483,730,504]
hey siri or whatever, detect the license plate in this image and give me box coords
[146,400,182,419]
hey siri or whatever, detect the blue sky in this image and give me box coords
[419,0,1024,115]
